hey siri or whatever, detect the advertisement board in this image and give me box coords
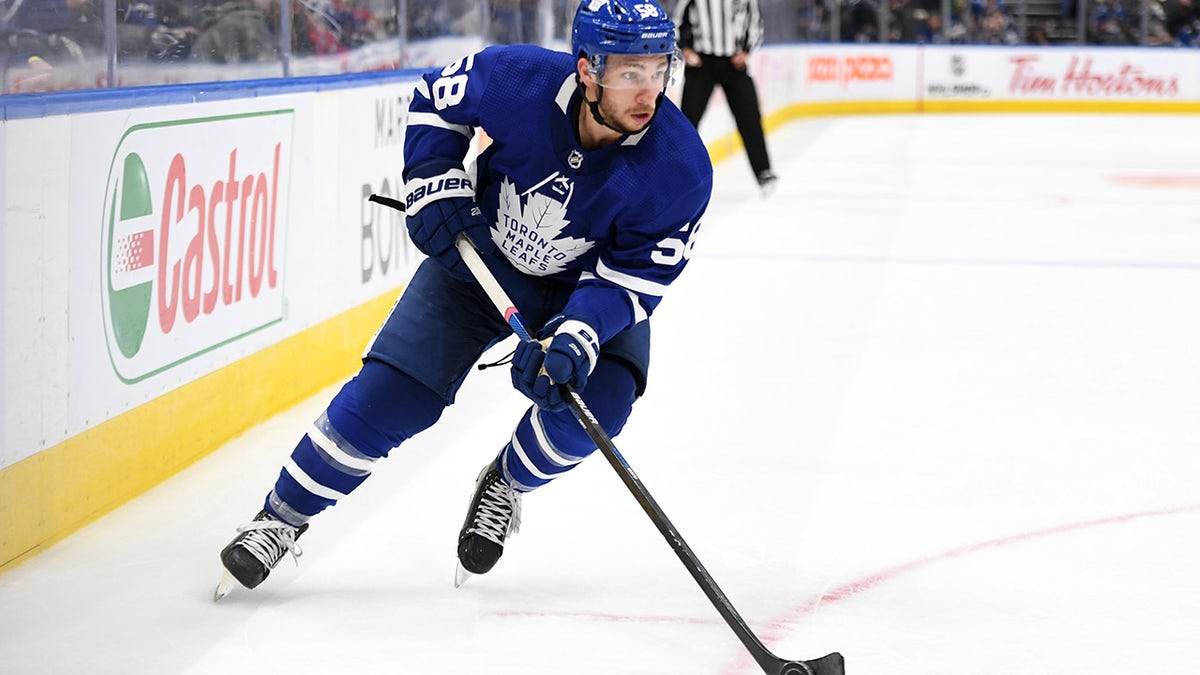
[2,115,71,469]
[65,97,313,447]
[799,45,920,101]
[922,50,996,100]
[0,121,5,462]
[923,47,1199,103]
[4,46,1200,574]
[698,45,921,149]
[338,80,425,305]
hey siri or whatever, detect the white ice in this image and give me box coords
[2,114,1199,674]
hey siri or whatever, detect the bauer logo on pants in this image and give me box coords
[100,111,294,383]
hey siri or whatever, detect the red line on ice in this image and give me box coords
[492,504,1200,673]
[719,502,1200,674]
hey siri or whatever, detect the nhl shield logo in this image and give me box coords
[567,149,583,169]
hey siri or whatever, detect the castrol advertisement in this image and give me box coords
[99,111,293,383]
[64,99,310,436]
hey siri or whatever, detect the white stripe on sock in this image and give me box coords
[283,457,348,501]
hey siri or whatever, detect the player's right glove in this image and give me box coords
[510,317,599,412]
[403,159,495,281]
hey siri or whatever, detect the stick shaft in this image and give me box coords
[368,194,842,675]
[454,237,796,673]
[455,239,532,342]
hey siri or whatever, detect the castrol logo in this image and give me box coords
[100,111,293,382]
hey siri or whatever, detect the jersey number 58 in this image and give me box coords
[651,220,702,266]
[431,53,477,110]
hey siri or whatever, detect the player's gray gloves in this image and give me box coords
[404,159,495,281]
[511,316,600,411]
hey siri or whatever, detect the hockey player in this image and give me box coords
[216,0,712,596]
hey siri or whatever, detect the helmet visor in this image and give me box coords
[590,48,683,91]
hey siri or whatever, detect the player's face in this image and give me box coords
[595,53,670,133]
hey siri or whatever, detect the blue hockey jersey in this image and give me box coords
[404,44,713,345]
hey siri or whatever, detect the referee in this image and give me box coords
[673,0,777,194]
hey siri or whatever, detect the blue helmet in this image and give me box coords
[571,0,676,60]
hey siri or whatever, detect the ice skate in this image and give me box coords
[214,509,308,600]
[454,458,522,587]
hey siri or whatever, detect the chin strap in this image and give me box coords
[577,75,614,130]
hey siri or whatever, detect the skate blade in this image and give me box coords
[453,563,473,589]
[213,570,237,602]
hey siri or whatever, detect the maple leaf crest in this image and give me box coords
[494,176,594,276]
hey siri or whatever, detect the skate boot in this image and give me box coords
[455,458,522,586]
[216,509,308,597]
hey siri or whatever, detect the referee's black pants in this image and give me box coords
[680,54,773,178]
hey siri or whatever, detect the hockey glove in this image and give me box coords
[404,159,495,281]
[511,318,600,412]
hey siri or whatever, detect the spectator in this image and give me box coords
[115,0,198,62]
[1162,0,1198,42]
[841,0,881,41]
[973,0,1020,43]
[2,0,97,64]
[5,0,93,34]
[1026,18,1052,43]
[191,0,276,63]
[1143,0,1175,43]
[1093,0,1133,43]
[1,51,54,91]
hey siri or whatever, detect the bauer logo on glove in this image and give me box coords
[402,159,494,281]
[405,173,475,213]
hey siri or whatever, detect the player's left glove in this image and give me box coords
[403,159,495,281]
[511,317,600,412]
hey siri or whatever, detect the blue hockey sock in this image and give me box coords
[501,358,637,491]
[267,359,445,524]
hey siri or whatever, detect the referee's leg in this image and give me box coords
[680,58,718,129]
[720,61,773,178]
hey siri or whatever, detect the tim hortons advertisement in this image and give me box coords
[1004,51,1183,98]
[924,48,1193,101]
[99,110,294,383]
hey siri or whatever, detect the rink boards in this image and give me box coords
[2,44,1198,571]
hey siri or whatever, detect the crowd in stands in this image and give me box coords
[792,0,1198,45]
[1053,0,1198,44]
[3,0,1199,93]
[1,0,393,71]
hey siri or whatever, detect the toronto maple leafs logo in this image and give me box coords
[494,173,594,276]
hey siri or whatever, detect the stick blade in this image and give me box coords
[775,651,845,675]
[789,652,845,675]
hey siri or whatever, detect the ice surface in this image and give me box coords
[2,113,1198,674]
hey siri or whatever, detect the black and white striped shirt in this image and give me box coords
[672,0,764,57]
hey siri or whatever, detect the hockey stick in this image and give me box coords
[367,192,842,672]
[452,236,845,675]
